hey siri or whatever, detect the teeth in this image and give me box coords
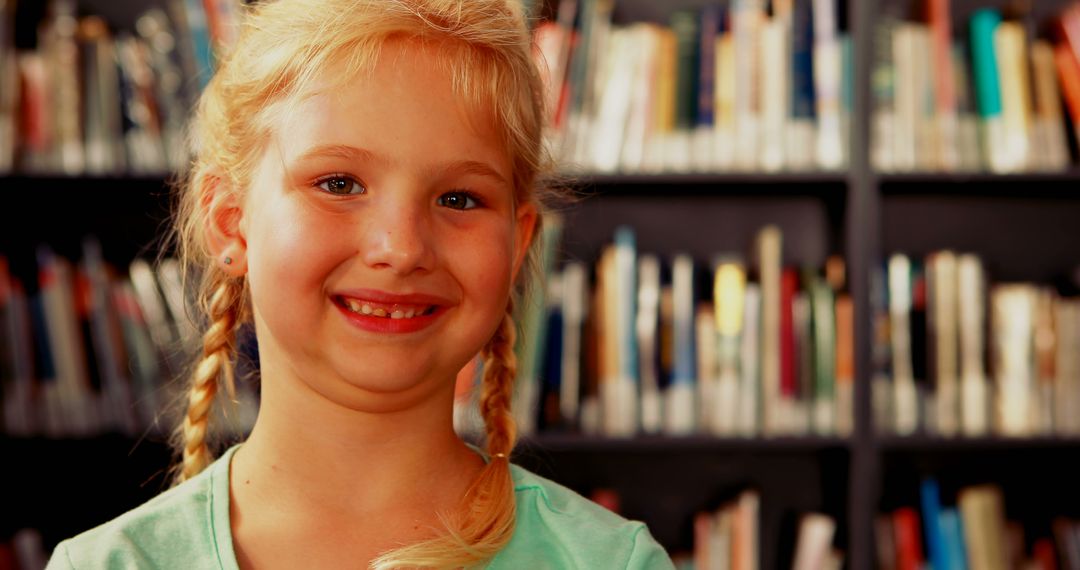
[341,297,432,319]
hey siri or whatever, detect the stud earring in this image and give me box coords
[223,256,233,265]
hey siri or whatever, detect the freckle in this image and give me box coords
[245,480,251,485]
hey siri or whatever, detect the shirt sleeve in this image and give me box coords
[625,524,676,570]
[44,540,75,570]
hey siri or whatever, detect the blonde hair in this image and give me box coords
[164,0,552,567]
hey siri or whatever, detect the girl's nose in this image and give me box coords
[359,192,436,275]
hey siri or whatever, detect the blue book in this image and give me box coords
[696,5,721,127]
[613,226,638,384]
[939,508,969,570]
[922,478,947,570]
[969,9,1002,120]
[791,0,816,120]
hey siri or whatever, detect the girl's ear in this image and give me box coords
[511,202,538,282]
[199,170,249,277]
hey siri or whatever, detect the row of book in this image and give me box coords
[533,0,851,175]
[877,480,1080,570]
[0,243,259,438]
[454,222,856,439]
[679,491,843,570]
[871,251,1080,438]
[0,0,241,176]
[871,1,1080,174]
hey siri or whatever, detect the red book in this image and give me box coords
[1055,43,1080,127]
[780,268,799,401]
[893,507,925,570]
[1033,537,1058,570]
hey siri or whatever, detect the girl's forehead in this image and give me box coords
[265,40,512,180]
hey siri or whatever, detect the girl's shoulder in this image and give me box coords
[500,463,675,570]
[44,446,239,570]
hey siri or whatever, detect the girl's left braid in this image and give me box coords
[177,276,243,483]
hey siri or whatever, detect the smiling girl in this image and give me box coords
[45,1,672,569]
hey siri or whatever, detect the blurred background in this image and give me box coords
[2,0,1080,568]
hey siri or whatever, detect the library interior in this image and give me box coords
[2,0,1080,568]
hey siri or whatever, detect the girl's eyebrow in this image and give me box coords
[294,143,509,186]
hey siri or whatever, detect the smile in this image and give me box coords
[335,296,437,319]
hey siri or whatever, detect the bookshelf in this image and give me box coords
[3,0,1080,569]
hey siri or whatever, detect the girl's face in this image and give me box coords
[238,41,536,413]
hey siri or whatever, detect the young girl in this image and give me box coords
[46,0,673,568]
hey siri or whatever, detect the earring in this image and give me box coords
[223,256,233,265]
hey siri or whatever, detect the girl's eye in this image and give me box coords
[437,191,480,210]
[316,176,365,196]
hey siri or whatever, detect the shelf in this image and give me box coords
[564,172,849,198]
[877,435,1080,451]
[519,434,851,453]
[878,169,1080,197]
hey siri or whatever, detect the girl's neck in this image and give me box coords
[229,365,485,521]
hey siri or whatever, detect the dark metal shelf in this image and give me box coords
[876,434,1080,451]
[876,169,1080,197]
[519,433,852,453]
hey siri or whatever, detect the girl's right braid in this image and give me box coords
[176,276,243,483]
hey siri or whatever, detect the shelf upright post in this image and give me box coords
[847,0,882,568]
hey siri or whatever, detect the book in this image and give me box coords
[889,254,918,435]
[792,513,837,570]
[666,253,696,435]
[636,254,662,434]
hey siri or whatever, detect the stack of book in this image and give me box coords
[877,479,1080,570]
[871,251,1080,438]
[454,223,855,440]
[532,0,851,174]
[0,0,242,175]
[0,242,258,438]
[871,0,1080,173]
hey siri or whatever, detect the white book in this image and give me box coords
[735,490,760,570]
[560,261,588,427]
[958,254,990,436]
[812,0,844,170]
[158,258,199,352]
[994,23,1032,173]
[619,25,659,173]
[756,226,782,435]
[591,28,637,173]
[696,304,717,433]
[38,248,99,435]
[732,0,764,170]
[892,24,920,171]
[889,254,918,435]
[713,260,745,436]
[635,255,662,434]
[714,33,736,171]
[931,251,960,436]
[665,254,696,435]
[793,513,837,570]
[711,507,734,570]
[991,285,1036,436]
[759,17,787,172]
[738,284,762,437]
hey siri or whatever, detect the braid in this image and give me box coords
[479,298,518,457]
[174,277,243,484]
[371,300,519,569]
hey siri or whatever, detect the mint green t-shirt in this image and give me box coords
[45,444,674,569]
